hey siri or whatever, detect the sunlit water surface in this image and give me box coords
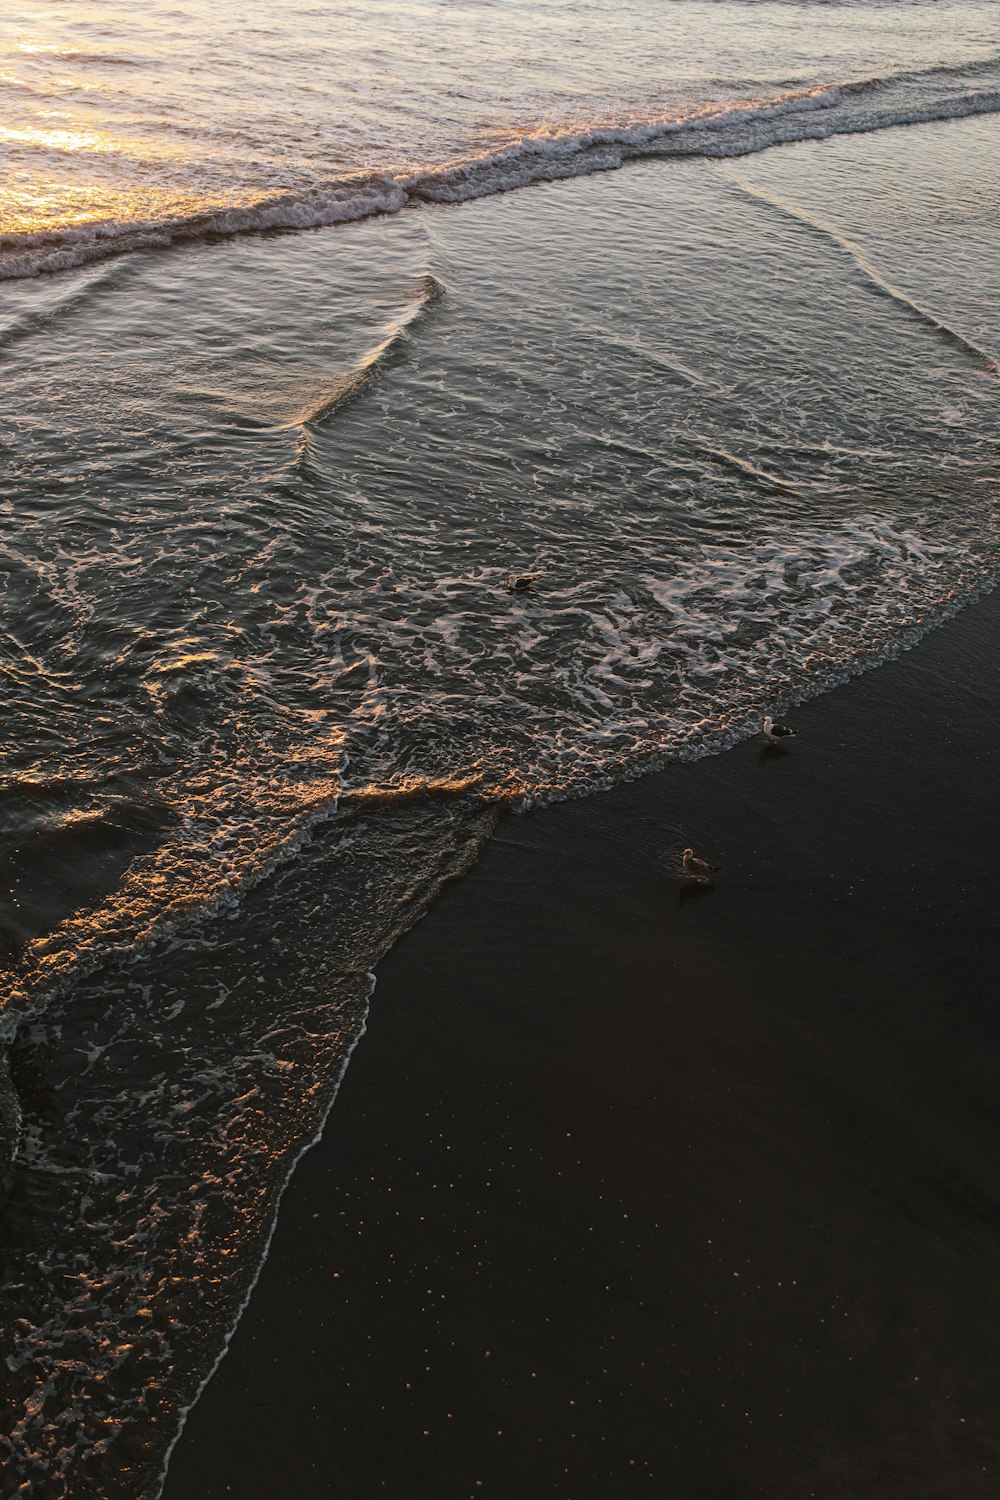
[1,2,999,1495]
[0,0,998,270]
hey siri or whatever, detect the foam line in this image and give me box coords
[3,64,1000,281]
[155,807,497,1499]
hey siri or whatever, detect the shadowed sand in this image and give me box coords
[164,588,1000,1500]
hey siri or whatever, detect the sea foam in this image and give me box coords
[2,57,999,280]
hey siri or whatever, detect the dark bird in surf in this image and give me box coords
[762,714,798,745]
[681,848,720,884]
[506,571,543,594]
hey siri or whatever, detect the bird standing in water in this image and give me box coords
[762,714,798,746]
[682,848,720,884]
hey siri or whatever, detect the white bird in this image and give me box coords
[762,714,798,745]
[682,848,720,884]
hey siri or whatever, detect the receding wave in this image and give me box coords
[3,55,1000,281]
[0,796,498,1499]
[3,50,1000,1491]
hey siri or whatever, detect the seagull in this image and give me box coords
[762,714,798,745]
[681,848,720,884]
[506,571,543,594]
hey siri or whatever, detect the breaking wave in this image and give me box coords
[3,54,1000,281]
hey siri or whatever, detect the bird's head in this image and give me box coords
[682,848,693,859]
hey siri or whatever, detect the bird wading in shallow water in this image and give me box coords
[762,714,798,746]
[682,848,720,884]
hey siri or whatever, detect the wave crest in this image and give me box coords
[285,274,444,428]
[4,56,1000,281]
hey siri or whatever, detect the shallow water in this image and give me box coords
[1,3,999,1495]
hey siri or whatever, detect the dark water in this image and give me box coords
[1,3,1000,1492]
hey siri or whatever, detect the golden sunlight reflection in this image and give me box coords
[0,175,214,236]
[0,123,111,153]
[0,17,218,247]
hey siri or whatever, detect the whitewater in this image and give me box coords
[1,3,1000,1496]
[0,1,999,277]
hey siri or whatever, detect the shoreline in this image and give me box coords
[3,15,1000,1497]
[164,578,1000,1499]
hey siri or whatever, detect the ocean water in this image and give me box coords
[0,2,998,1495]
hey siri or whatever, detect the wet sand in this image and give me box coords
[164,591,1000,1500]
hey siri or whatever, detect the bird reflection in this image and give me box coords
[677,879,716,906]
[757,741,791,763]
